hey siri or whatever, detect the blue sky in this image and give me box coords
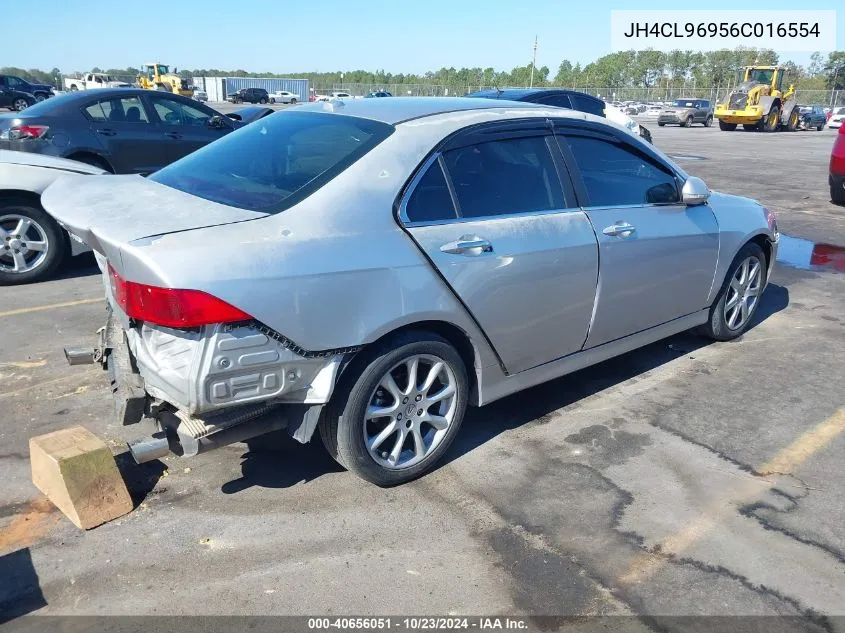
[4,0,841,74]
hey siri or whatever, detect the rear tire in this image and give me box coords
[13,98,29,111]
[701,243,766,342]
[259,98,268,104]
[831,182,845,205]
[0,200,67,286]
[719,120,737,131]
[817,123,824,131]
[35,94,47,103]
[70,84,79,91]
[657,122,665,127]
[319,331,468,486]
[290,98,297,104]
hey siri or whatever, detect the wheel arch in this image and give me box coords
[342,319,485,407]
[65,151,115,173]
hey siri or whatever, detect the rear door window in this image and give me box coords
[149,111,394,213]
[569,94,605,117]
[535,94,572,109]
[562,134,680,207]
[404,159,458,223]
[84,97,150,123]
[441,136,565,218]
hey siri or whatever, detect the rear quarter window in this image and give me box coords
[569,94,605,117]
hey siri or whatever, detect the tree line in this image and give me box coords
[3,48,843,92]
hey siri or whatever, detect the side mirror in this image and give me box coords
[207,115,228,129]
[682,176,710,205]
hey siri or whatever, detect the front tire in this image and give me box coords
[682,115,693,128]
[704,116,713,127]
[0,201,67,285]
[70,84,79,91]
[786,109,799,131]
[719,120,737,131]
[657,122,665,127]
[320,332,468,486]
[290,98,297,104]
[35,94,47,103]
[701,243,766,341]
[831,182,845,205]
[259,98,268,104]
[762,107,780,132]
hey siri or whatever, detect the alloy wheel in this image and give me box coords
[724,256,762,330]
[13,99,28,111]
[0,214,50,274]
[363,354,458,470]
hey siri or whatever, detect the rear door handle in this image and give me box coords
[602,222,636,237]
[440,236,493,255]
[96,128,117,136]
[164,131,183,139]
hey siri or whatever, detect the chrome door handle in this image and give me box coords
[440,236,493,255]
[602,223,636,236]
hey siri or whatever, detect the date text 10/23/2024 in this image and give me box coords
[609,10,837,52]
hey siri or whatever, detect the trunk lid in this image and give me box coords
[41,174,268,255]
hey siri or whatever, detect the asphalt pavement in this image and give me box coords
[1,120,844,629]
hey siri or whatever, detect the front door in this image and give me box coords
[401,127,599,374]
[147,95,229,164]
[557,127,719,348]
[82,95,164,174]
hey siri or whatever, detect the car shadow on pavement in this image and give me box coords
[0,547,46,623]
[220,431,343,494]
[114,451,167,507]
[440,282,790,469]
[217,284,788,490]
[52,252,99,283]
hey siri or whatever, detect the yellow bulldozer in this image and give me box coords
[714,65,799,132]
[136,63,194,98]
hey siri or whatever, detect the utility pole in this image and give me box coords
[529,35,538,88]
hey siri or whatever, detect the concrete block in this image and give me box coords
[30,426,133,530]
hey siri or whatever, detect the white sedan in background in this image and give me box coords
[0,151,105,285]
[269,91,299,104]
[828,107,845,129]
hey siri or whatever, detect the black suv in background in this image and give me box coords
[228,88,270,104]
[466,88,653,144]
[0,75,55,102]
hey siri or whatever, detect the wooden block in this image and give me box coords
[30,426,133,530]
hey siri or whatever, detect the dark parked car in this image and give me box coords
[466,88,653,144]
[0,84,36,112]
[0,75,55,102]
[0,88,272,175]
[228,88,270,104]
[366,91,392,98]
[798,105,827,131]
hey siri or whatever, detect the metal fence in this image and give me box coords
[310,82,844,107]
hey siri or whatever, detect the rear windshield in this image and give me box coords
[149,111,394,213]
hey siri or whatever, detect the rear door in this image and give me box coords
[147,94,229,164]
[400,120,599,374]
[81,95,163,174]
[555,121,719,347]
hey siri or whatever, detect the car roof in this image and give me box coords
[296,96,554,124]
[465,88,603,103]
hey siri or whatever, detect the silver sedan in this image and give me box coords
[45,98,779,485]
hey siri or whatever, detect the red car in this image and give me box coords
[831,123,845,205]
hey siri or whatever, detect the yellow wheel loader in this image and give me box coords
[714,66,799,132]
[136,63,194,98]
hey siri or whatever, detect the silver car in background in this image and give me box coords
[658,98,714,127]
[45,98,779,485]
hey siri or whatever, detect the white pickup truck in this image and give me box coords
[64,73,133,91]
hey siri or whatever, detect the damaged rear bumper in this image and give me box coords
[66,309,350,463]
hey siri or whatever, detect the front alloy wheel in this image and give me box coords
[320,332,468,486]
[701,243,766,341]
[13,98,29,111]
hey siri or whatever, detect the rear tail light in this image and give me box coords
[108,265,251,328]
[7,125,49,140]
